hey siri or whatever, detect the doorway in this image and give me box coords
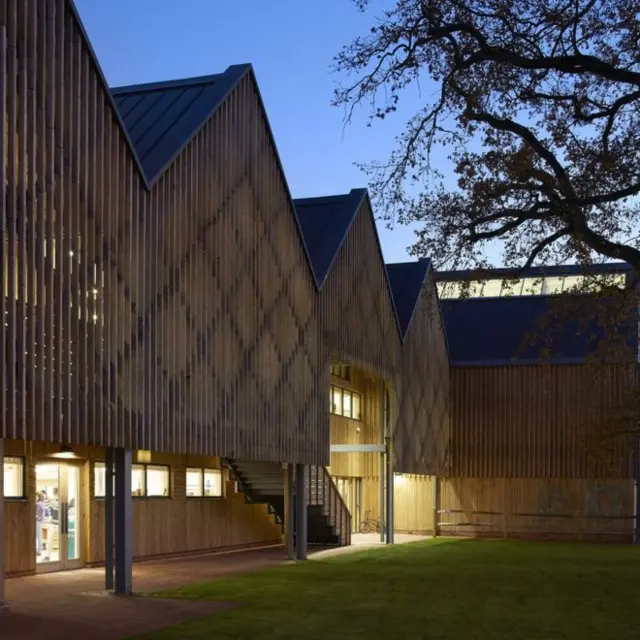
[335,476,362,534]
[35,462,83,573]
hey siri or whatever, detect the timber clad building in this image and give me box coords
[0,0,637,600]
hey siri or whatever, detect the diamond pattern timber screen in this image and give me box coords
[0,0,323,464]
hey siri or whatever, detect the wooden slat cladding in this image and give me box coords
[396,277,451,475]
[438,477,634,542]
[1,0,321,464]
[318,199,401,468]
[320,199,400,383]
[451,364,636,478]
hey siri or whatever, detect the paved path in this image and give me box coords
[0,545,285,639]
[0,535,429,638]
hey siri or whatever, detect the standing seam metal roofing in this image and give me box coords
[385,259,432,339]
[111,67,250,185]
[440,294,637,365]
[293,189,407,340]
[294,191,364,287]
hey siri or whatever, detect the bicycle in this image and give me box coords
[359,510,383,534]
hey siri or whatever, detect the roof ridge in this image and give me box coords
[110,65,252,96]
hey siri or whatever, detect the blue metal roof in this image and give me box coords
[294,190,366,287]
[111,65,250,185]
[386,260,431,339]
[441,295,637,365]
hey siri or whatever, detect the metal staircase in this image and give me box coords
[225,460,351,547]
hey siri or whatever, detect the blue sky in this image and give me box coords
[74,0,424,263]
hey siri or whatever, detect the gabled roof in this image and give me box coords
[293,190,366,287]
[385,259,431,339]
[441,294,636,366]
[111,66,249,185]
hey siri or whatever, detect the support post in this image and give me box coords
[0,437,5,610]
[105,447,114,590]
[294,464,307,561]
[385,435,394,544]
[379,381,386,543]
[432,476,439,538]
[114,448,132,594]
[285,464,295,560]
[635,438,640,545]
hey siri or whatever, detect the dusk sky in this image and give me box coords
[74,0,431,263]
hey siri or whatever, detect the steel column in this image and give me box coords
[104,447,114,590]
[114,448,133,594]
[379,380,386,543]
[386,435,394,544]
[0,437,5,609]
[635,438,640,545]
[286,464,295,560]
[295,464,307,560]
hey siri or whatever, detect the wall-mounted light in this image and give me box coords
[394,473,407,486]
[52,443,76,459]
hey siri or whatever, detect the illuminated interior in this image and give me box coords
[437,273,627,299]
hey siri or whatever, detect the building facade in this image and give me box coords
[0,0,448,600]
[2,0,639,606]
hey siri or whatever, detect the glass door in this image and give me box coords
[35,462,83,572]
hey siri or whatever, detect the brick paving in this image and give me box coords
[0,545,286,639]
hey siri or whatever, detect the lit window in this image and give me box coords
[562,275,582,292]
[543,277,565,294]
[186,468,223,497]
[481,280,503,298]
[146,465,169,497]
[93,462,169,498]
[353,394,361,421]
[94,462,106,497]
[343,392,352,418]
[186,468,203,497]
[521,278,542,295]
[499,279,520,296]
[204,469,223,497]
[330,386,362,421]
[3,456,24,498]
[332,386,343,415]
[132,464,145,496]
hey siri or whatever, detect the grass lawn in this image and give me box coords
[135,539,640,640]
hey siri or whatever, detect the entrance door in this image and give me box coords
[35,462,83,572]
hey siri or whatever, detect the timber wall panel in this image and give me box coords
[438,477,634,542]
[1,0,322,464]
[3,439,282,575]
[396,277,451,475]
[329,370,381,477]
[394,474,434,533]
[319,199,401,395]
[451,364,636,478]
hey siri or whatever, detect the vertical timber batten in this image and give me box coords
[0,437,5,608]
[1,0,323,467]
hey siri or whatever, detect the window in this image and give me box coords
[330,364,350,381]
[94,462,170,498]
[3,456,25,498]
[94,462,108,497]
[330,384,362,421]
[187,468,223,497]
[146,465,169,497]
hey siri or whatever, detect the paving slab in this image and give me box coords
[0,545,285,639]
